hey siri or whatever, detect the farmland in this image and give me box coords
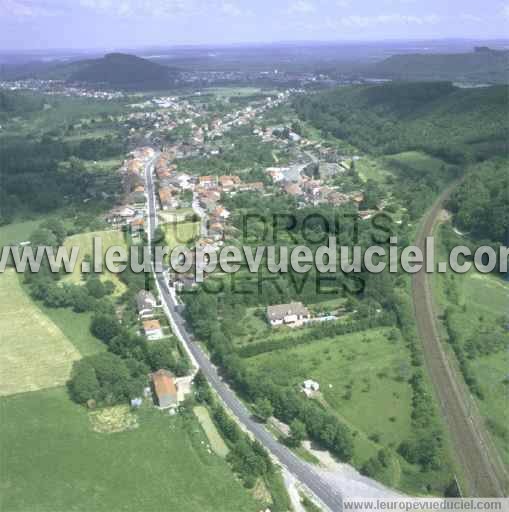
[0,388,260,512]
[0,270,81,397]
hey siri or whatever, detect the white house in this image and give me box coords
[136,290,157,319]
[266,302,311,328]
[143,319,164,341]
[302,379,320,397]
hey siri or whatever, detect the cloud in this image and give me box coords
[220,1,242,17]
[78,0,203,18]
[503,2,509,19]
[0,0,63,17]
[288,0,316,14]
[460,13,483,23]
[337,13,440,28]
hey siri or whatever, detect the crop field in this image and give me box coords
[194,406,229,457]
[0,270,81,397]
[63,230,128,295]
[0,388,260,512]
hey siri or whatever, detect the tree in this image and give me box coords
[288,419,306,447]
[90,313,120,343]
[148,342,177,372]
[67,362,100,404]
[254,397,273,422]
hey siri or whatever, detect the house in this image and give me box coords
[267,302,311,328]
[284,183,303,197]
[319,162,342,179]
[136,290,157,318]
[143,319,164,340]
[301,379,320,397]
[199,176,218,189]
[211,206,230,219]
[106,206,136,226]
[159,187,178,210]
[150,369,178,410]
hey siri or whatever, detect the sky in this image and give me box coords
[0,0,508,51]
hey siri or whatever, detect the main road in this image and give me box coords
[143,155,344,511]
[411,183,508,497]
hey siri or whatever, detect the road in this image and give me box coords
[143,155,344,511]
[411,183,508,497]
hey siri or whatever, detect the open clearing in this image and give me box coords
[194,405,229,457]
[63,230,127,295]
[89,405,139,434]
[0,270,81,397]
[0,219,41,247]
[0,388,259,512]
[161,221,200,247]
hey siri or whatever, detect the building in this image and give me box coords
[150,369,178,410]
[267,302,311,328]
[301,379,320,397]
[143,319,164,340]
[136,290,157,318]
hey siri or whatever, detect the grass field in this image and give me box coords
[63,230,128,295]
[194,406,229,457]
[0,270,81,397]
[0,388,260,512]
[162,221,200,247]
[37,304,106,357]
[0,219,42,247]
[246,326,455,493]
[248,328,413,456]
[384,151,453,177]
[432,225,509,465]
[356,157,392,184]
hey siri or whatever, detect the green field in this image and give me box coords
[0,388,260,512]
[0,219,42,247]
[356,157,392,184]
[63,230,128,295]
[432,226,509,465]
[384,151,453,177]
[249,328,413,455]
[194,406,229,457]
[246,327,455,492]
[0,270,81,397]
[161,221,200,247]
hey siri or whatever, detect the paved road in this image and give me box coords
[411,183,508,497]
[144,155,344,511]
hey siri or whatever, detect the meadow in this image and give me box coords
[161,221,200,247]
[246,326,454,493]
[0,270,81,397]
[432,225,509,465]
[0,219,43,247]
[0,388,260,512]
[63,229,128,295]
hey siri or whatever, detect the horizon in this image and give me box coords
[1,0,508,51]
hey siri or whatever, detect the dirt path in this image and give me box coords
[411,182,508,497]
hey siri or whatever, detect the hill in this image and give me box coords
[368,48,509,84]
[68,53,176,89]
[294,81,509,163]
